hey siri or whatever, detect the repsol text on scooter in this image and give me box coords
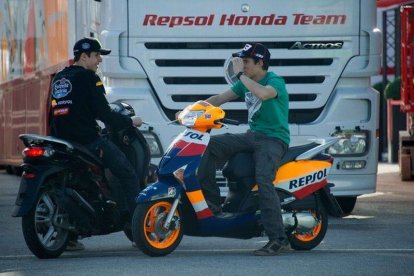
[131,101,343,257]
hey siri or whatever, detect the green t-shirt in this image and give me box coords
[231,72,290,145]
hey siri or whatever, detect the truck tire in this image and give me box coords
[335,196,357,214]
[6,166,13,175]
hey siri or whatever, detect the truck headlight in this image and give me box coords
[327,130,368,156]
[142,132,163,157]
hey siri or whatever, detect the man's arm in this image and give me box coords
[232,57,277,100]
[175,89,238,119]
[239,75,277,100]
[205,89,239,106]
[88,74,135,128]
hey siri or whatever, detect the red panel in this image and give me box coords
[400,6,414,112]
[377,0,414,8]
[292,180,328,200]
[177,143,206,156]
[196,208,214,220]
[0,61,68,166]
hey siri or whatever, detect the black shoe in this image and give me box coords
[254,240,291,256]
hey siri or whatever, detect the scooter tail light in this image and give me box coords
[22,171,36,179]
[22,147,54,158]
[23,147,45,158]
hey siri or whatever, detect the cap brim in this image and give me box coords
[232,51,248,58]
[232,52,240,57]
[99,48,111,55]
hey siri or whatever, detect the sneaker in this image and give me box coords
[65,240,85,251]
[254,240,291,256]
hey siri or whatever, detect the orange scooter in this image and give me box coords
[132,101,343,256]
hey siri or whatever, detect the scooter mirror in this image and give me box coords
[109,101,135,117]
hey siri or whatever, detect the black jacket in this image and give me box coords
[50,65,132,144]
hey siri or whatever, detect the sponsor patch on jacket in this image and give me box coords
[53,107,69,116]
[96,81,103,86]
[51,99,72,108]
[52,78,72,99]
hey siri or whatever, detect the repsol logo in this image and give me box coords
[184,131,204,140]
[290,41,343,50]
[289,168,327,189]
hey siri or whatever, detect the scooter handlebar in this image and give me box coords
[217,118,240,125]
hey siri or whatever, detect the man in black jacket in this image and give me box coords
[50,37,142,250]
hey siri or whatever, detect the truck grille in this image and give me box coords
[141,41,344,124]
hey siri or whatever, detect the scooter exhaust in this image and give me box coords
[282,211,318,232]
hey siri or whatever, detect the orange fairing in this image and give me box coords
[251,160,332,199]
[178,101,225,132]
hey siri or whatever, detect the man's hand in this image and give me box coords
[175,111,181,120]
[232,57,244,75]
[131,116,143,127]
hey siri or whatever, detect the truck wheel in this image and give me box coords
[12,166,23,176]
[132,200,183,257]
[22,191,70,258]
[335,196,357,214]
[6,166,13,175]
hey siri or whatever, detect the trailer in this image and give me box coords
[378,1,414,180]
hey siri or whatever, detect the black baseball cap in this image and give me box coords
[73,37,111,56]
[232,43,270,62]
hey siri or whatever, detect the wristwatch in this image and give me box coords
[236,72,243,80]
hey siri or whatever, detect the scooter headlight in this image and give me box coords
[179,111,204,127]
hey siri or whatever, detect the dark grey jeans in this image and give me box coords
[198,131,288,243]
[85,137,139,214]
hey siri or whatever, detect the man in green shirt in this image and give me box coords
[199,43,290,256]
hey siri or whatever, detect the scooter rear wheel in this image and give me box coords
[132,200,183,257]
[288,204,328,250]
[22,191,70,258]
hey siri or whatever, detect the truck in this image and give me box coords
[378,2,414,180]
[0,0,381,214]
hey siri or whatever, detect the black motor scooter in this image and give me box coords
[12,101,151,259]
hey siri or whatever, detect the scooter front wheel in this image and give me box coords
[132,200,183,257]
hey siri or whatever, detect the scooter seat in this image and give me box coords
[70,141,104,167]
[279,142,319,165]
[222,142,320,181]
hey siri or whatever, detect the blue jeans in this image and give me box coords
[198,131,288,244]
[85,137,139,214]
